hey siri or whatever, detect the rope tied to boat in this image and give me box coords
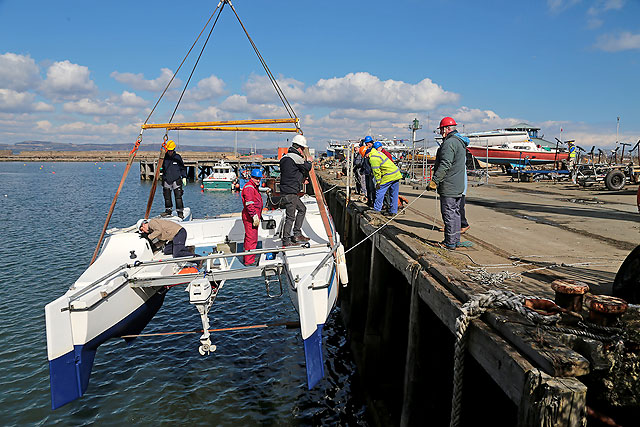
[450,290,560,427]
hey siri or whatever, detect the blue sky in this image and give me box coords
[1,0,639,150]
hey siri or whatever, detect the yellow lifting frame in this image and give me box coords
[141,118,300,132]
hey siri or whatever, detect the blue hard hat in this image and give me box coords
[363,136,373,144]
[250,168,263,178]
[373,141,382,149]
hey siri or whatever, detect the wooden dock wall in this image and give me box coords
[319,176,587,427]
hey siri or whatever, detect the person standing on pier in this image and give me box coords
[241,168,264,265]
[161,140,187,218]
[360,145,402,216]
[279,134,313,246]
[429,117,470,250]
[361,136,376,207]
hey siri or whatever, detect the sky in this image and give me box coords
[1,0,639,151]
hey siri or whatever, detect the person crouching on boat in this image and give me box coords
[279,134,312,246]
[241,168,264,265]
[161,140,187,218]
[139,219,195,258]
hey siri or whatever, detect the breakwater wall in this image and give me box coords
[318,173,587,427]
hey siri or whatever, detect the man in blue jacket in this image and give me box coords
[429,117,470,250]
[279,134,313,246]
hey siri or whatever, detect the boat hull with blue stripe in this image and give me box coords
[45,196,346,409]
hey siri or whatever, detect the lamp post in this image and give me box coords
[409,118,422,179]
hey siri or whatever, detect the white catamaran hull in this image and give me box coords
[45,196,344,409]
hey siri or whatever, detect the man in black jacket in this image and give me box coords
[161,140,187,218]
[279,134,312,246]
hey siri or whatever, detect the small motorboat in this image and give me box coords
[202,160,237,190]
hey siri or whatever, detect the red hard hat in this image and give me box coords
[358,146,368,157]
[438,117,457,129]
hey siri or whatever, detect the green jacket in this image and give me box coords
[368,148,402,185]
[432,131,467,197]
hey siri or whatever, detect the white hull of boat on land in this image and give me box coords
[45,196,347,409]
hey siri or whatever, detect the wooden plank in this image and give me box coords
[518,370,587,427]
[485,310,590,377]
[383,232,591,378]
[375,236,532,403]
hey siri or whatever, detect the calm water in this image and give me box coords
[0,162,366,426]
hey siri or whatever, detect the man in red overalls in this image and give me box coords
[241,168,264,265]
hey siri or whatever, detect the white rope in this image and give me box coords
[322,184,340,194]
[449,290,559,427]
[343,187,430,255]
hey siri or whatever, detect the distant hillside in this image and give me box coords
[0,140,278,156]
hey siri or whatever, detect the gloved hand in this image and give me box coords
[252,214,260,227]
[427,180,437,191]
[376,183,381,190]
[182,178,187,187]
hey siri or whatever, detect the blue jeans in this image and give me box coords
[374,180,400,214]
[440,196,461,247]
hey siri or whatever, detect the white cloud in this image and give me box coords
[219,94,289,117]
[304,72,458,111]
[328,108,402,121]
[112,91,148,108]
[594,31,640,51]
[0,53,41,91]
[192,105,229,121]
[62,97,142,117]
[244,74,305,104]
[587,0,625,28]
[0,88,53,113]
[36,120,53,131]
[42,60,97,100]
[547,0,581,14]
[184,75,226,101]
[110,68,179,92]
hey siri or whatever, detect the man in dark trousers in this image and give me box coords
[279,134,312,246]
[161,139,187,218]
[429,117,472,250]
[361,136,376,207]
[139,218,195,258]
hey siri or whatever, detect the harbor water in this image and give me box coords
[0,162,366,425]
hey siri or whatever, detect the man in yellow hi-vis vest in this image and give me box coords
[360,146,403,216]
[568,141,577,169]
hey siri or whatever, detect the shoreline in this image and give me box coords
[0,150,274,162]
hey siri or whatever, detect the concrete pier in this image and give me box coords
[318,170,638,426]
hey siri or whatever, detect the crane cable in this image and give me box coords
[144,0,225,127]
[168,2,226,124]
[89,2,226,265]
[227,0,299,125]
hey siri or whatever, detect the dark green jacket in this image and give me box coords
[432,131,467,197]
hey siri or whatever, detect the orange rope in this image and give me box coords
[119,321,299,339]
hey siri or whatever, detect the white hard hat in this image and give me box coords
[136,219,148,231]
[292,134,308,148]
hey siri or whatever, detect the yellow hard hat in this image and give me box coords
[166,140,176,151]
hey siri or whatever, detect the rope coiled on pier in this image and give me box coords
[449,290,560,427]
